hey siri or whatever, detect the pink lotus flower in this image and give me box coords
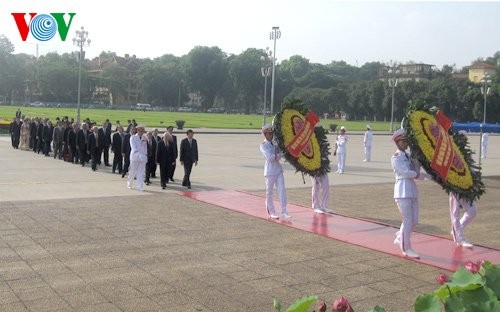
[315,300,327,312]
[436,273,449,285]
[465,260,480,273]
[332,296,354,312]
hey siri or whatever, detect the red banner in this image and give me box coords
[287,111,319,158]
[431,111,454,179]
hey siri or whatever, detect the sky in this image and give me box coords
[1,0,500,70]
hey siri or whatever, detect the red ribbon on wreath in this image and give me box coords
[287,111,319,158]
[431,110,455,179]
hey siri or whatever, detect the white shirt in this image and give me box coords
[364,130,373,146]
[130,134,148,162]
[391,150,418,199]
[260,139,283,176]
[336,134,348,154]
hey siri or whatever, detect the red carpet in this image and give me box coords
[179,190,500,271]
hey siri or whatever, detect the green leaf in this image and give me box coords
[274,298,282,312]
[448,268,484,289]
[367,306,387,312]
[285,295,318,312]
[414,293,441,312]
[444,293,466,312]
[456,286,497,309]
[483,262,500,299]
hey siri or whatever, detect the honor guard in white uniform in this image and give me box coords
[311,173,331,214]
[363,124,373,162]
[481,132,489,159]
[127,125,148,191]
[259,124,291,220]
[391,129,429,259]
[335,126,348,173]
[449,192,476,248]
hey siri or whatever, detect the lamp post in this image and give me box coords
[387,68,400,133]
[269,26,281,115]
[260,48,272,126]
[178,80,184,110]
[72,26,90,124]
[478,73,492,164]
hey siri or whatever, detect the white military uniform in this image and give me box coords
[449,192,476,246]
[391,149,421,254]
[481,132,489,159]
[260,139,288,217]
[127,132,148,191]
[363,127,373,162]
[311,173,330,212]
[335,133,348,173]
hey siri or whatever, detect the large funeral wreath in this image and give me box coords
[272,99,330,177]
[402,102,485,203]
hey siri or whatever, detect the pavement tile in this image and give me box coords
[0,302,29,312]
[23,296,72,312]
[0,290,20,305]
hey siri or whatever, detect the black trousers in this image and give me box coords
[182,160,194,187]
[112,153,123,173]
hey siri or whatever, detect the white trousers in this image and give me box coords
[395,198,419,252]
[364,145,372,161]
[311,174,329,210]
[337,152,346,173]
[265,173,287,215]
[128,160,146,190]
[450,194,477,242]
[481,143,488,158]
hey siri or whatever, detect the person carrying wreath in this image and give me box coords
[259,124,292,220]
[391,128,429,259]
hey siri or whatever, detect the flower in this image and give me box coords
[402,102,485,203]
[464,260,480,273]
[273,99,331,177]
[332,296,354,312]
[436,273,449,285]
[315,300,327,312]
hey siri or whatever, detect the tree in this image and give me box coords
[185,46,228,109]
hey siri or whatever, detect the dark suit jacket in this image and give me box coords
[103,123,112,147]
[171,135,178,160]
[179,138,198,163]
[87,132,100,153]
[112,132,123,154]
[122,133,131,156]
[76,129,88,150]
[156,140,175,166]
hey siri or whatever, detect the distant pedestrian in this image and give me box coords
[127,125,148,191]
[481,132,489,159]
[179,129,198,189]
[334,126,348,174]
[363,124,373,162]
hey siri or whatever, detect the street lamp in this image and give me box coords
[269,26,281,115]
[478,73,492,164]
[260,48,272,126]
[387,68,400,133]
[178,80,184,110]
[73,26,90,124]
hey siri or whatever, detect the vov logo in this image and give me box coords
[11,13,76,42]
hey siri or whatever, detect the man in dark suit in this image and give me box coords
[166,126,178,182]
[88,126,101,171]
[111,126,125,174]
[156,132,175,189]
[76,123,89,166]
[179,129,198,189]
[102,120,112,166]
[121,126,136,178]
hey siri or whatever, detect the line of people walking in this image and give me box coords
[8,114,199,192]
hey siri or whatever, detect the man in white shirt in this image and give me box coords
[127,125,148,191]
[259,124,291,220]
[335,126,348,173]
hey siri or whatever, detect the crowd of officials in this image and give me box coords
[8,109,198,191]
